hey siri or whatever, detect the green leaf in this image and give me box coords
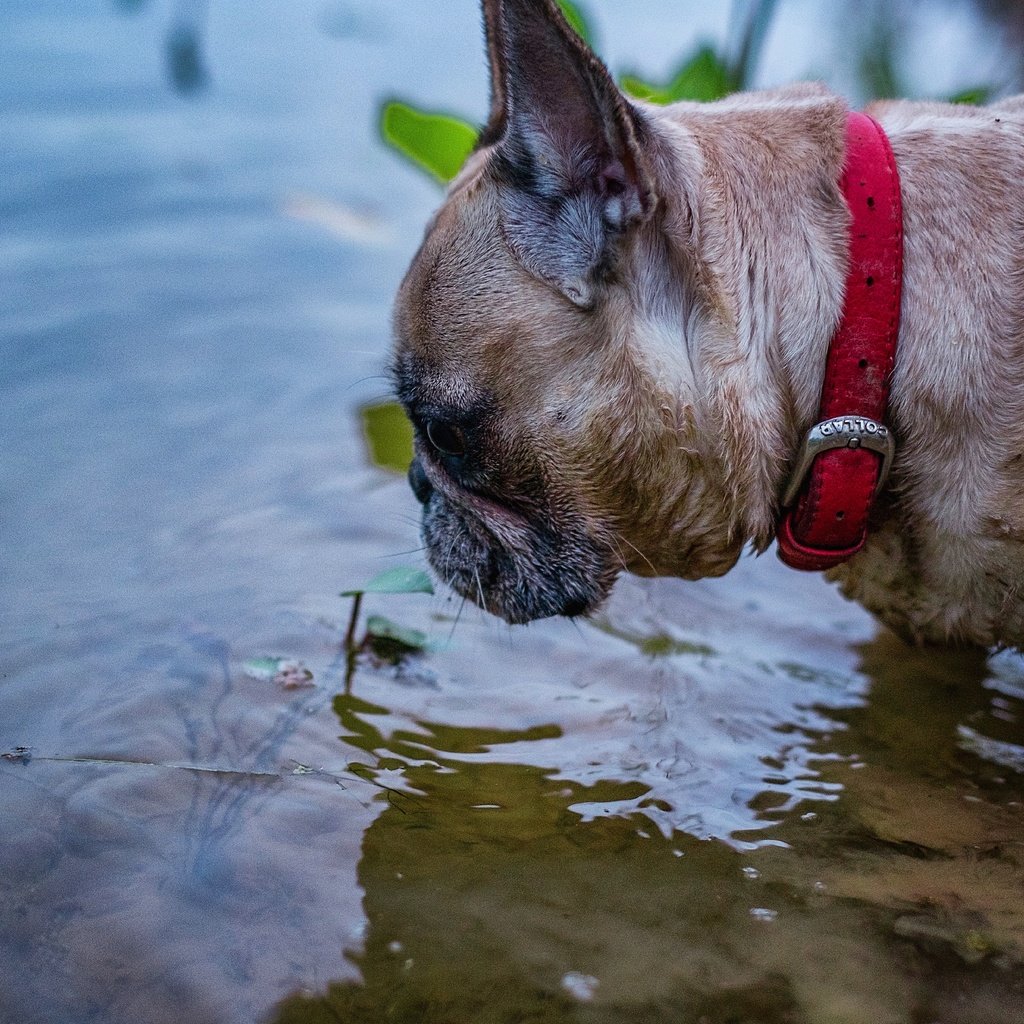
[341,566,435,598]
[361,400,414,474]
[242,656,284,681]
[365,615,429,651]
[556,0,594,46]
[619,74,663,104]
[621,45,732,104]
[948,86,992,106]
[380,101,478,183]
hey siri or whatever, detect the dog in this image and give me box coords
[391,0,1024,649]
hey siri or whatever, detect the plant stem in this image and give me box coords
[344,592,363,654]
[729,0,778,91]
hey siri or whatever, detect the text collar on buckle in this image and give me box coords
[775,109,903,573]
[781,415,896,509]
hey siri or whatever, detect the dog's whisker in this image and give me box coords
[603,533,631,574]
[473,568,486,611]
[612,531,657,576]
[340,374,395,397]
[382,545,427,558]
[394,513,425,530]
[442,532,459,584]
[447,594,468,643]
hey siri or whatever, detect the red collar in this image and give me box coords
[776,111,903,571]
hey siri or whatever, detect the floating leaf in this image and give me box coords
[557,0,594,47]
[242,656,284,682]
[341,566,434,598]
[362,615,434,665]
[365,615,429,651]
[361,400,414,473]
[243,657,314,688]
[621,45,732,104]
[380,101,478,183]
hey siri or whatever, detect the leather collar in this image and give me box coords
[776,110,904,571]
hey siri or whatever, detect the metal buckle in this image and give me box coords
[781,415,895,508]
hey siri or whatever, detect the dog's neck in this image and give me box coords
[641,88,857,552]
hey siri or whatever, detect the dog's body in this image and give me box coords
[392,0,1024,649]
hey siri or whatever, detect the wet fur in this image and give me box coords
[392,0,1024,647]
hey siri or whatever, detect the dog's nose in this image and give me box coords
[408,457,434,505]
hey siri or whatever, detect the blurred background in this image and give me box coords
[3,3,1024,1023]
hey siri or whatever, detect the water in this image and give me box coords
[2,2,1023,1022]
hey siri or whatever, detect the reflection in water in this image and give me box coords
[115,0,210,94]
[164,0,210,95]
[166,18,207,95]
[273,640,1024,1024]
[277,695,791,1024]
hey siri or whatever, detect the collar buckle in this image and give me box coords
[781,415,895,508]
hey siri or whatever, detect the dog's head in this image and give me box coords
[391,0,847,622]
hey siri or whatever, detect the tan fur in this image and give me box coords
[393,0,1024,648]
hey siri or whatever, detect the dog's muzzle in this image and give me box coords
[405,455,612,622]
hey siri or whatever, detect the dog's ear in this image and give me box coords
[480,0,507,144]
[481,0,655,308]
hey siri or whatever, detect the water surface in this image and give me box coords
[2,3,1023,1022]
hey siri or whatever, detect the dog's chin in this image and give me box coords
[421,496,614,624]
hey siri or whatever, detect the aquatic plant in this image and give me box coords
[379,0,777,185]
[341,566,434,655]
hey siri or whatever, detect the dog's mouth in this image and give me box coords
[408,455,614,623]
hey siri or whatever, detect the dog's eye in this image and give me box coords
[425,420,467,458]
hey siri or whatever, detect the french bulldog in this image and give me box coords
[391,0,1024,648]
